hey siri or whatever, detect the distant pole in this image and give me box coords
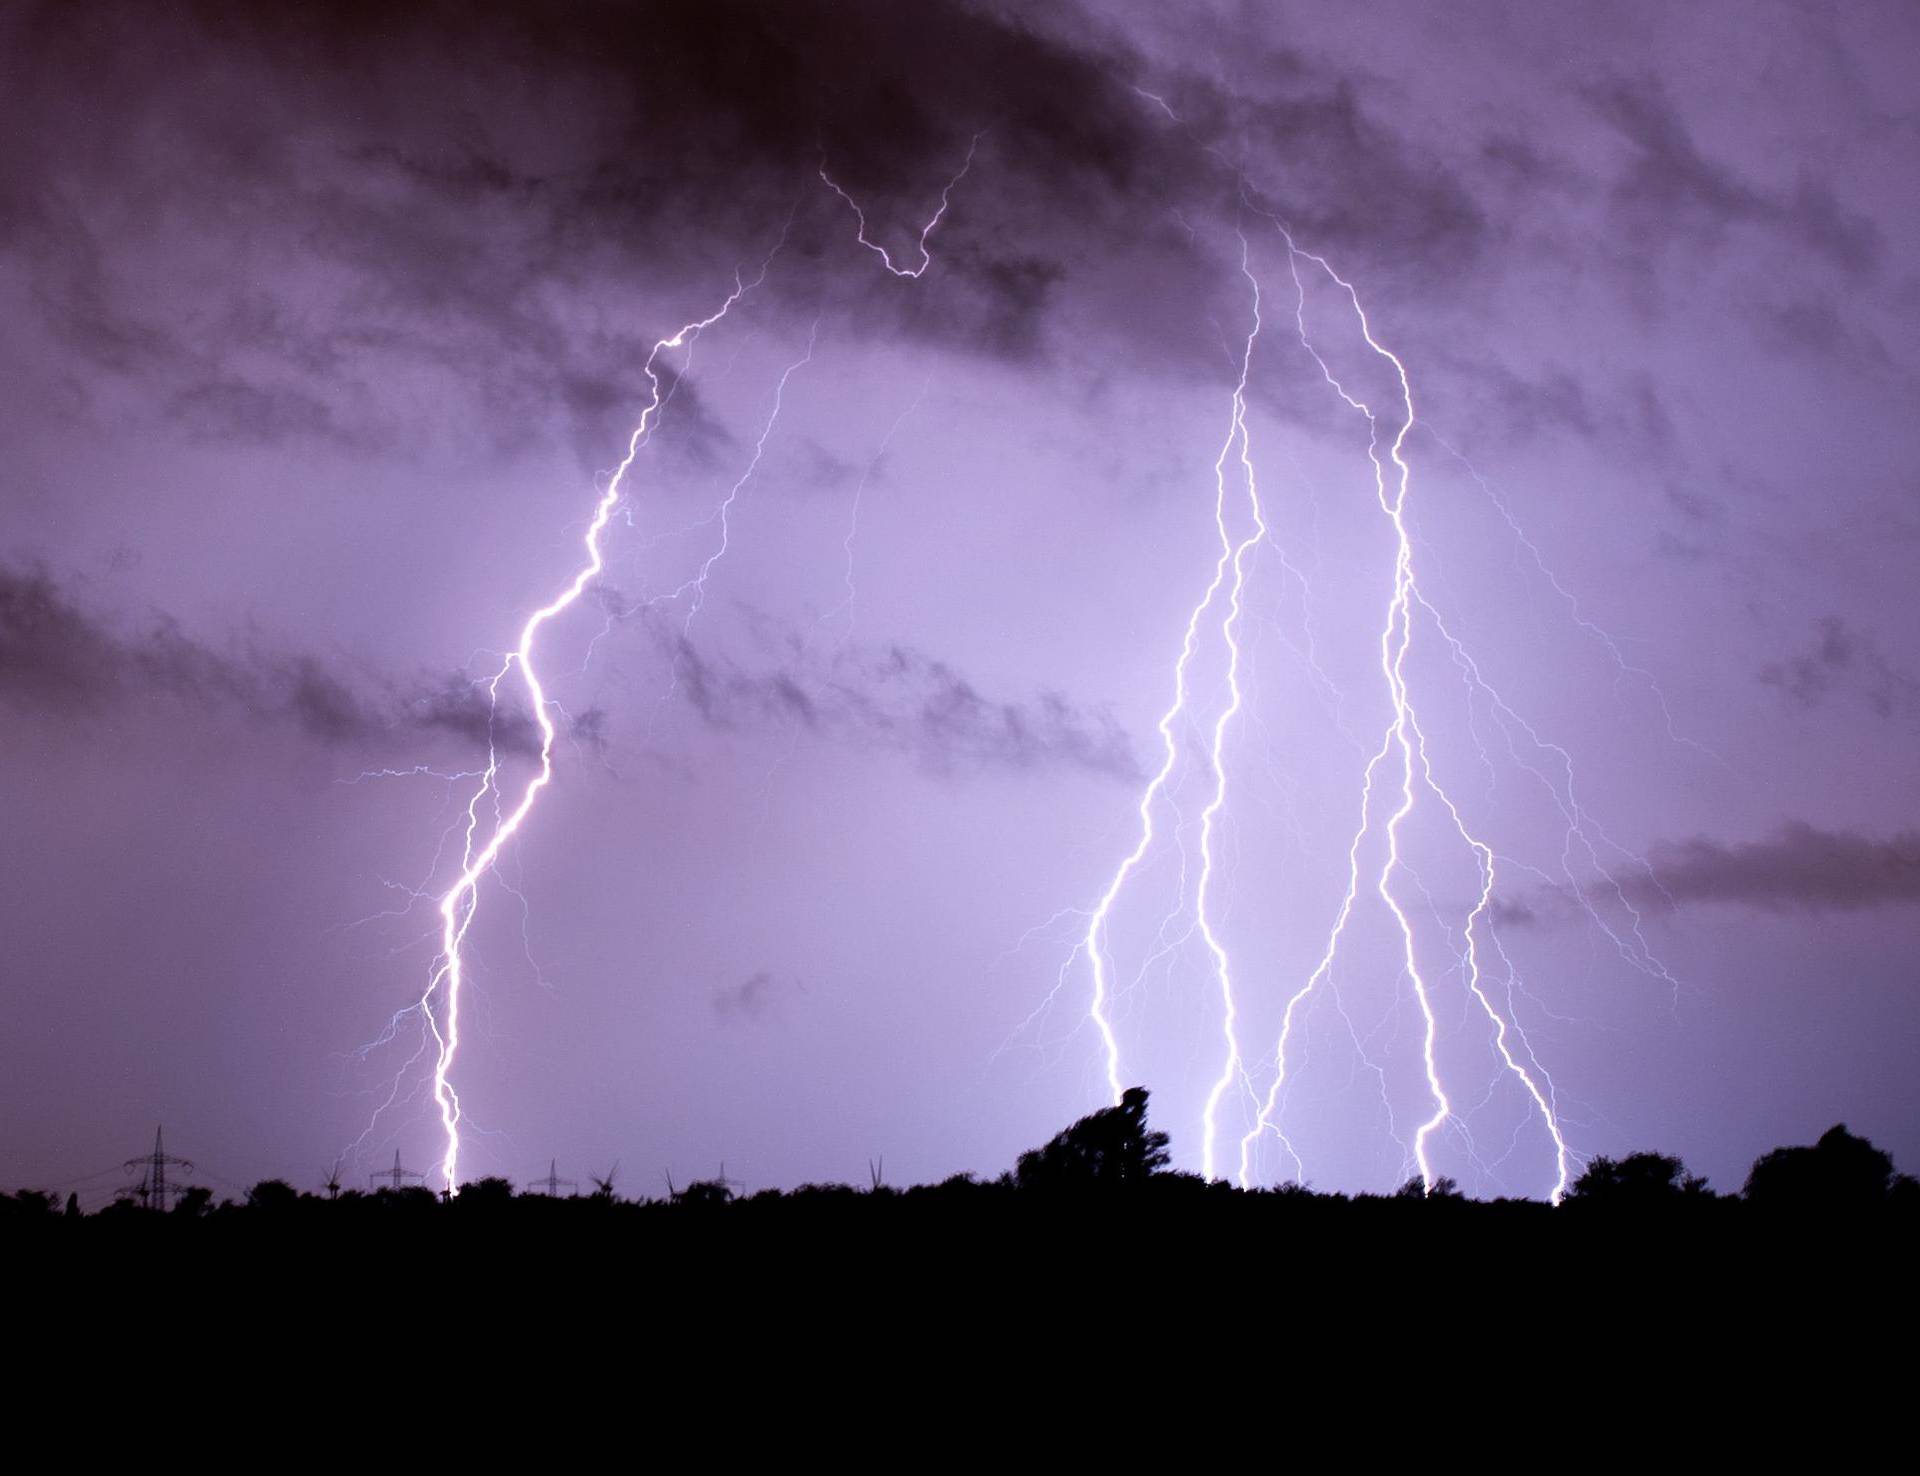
[125,1126,195,1212]
[530,1159,577,1197]
[369,1149,425,1192]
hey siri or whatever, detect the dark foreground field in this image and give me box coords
[7,1093,1913,1451]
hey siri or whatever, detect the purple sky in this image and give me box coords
[3,0,1916,1204]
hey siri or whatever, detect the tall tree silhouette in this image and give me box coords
[1015,1087,1171,1189]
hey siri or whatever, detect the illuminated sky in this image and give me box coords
[3,0,1916,1202]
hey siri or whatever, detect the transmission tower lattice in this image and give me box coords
[369,1150,425,1192]
[124,1126,194,1211]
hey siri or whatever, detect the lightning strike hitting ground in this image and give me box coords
[1193,249,1267,1182]
[1234,219,1574,1201]
[1082,236,1266,1146]
[1064,194,1657,1200]
[366,147,982,1190]
[403,267,772,1193]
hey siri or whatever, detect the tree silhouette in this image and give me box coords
[1744,1125,1896,1211]
[1564,1152,1711,1206]
[454,1176,517,1208]
[246,1179,300,1213]
[1,1189,57,1219]
[1014,1087,1171,1190]
[1394,1176,1463,1200]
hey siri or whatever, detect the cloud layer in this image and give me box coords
[631,601,1140,783]
[0,564,548,757]
[1627,822,1920,914]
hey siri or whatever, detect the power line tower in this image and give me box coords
[527,1159,577,1197]
[369,1150,425,1192]
[124,1126,194,1212]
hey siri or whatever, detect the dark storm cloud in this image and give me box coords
[1239,78,1486,272]
[1761,617,1920,720]
[167,377,375,451]
[0,564,574,757]
[644,605,1139,783]
[1591,78,1882,275]
[1,0,1198,377]
[1619,823,1920,915]
[0,0,1522,451]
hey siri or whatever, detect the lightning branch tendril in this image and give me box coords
[820,133,982,280]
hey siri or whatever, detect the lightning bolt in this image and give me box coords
[363,140,983,1191]
[404,262,774,1194]
[1082,233,1266,1161]
[1233,215,1575,1202]
[1059,184,1614,1198]
[1194,244,1267,1182]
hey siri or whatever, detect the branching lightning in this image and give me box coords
[1192,245,1266,1183]
[1234,220,1582,1201]
[360,140,982,1191]
[334,87,1661,1206]
[1074,195,1673,1203]
[1082,235,1265,1172]
[390,267,773,1193]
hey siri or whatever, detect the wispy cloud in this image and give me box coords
[1760,617,1920,720]
[619,600,1140,783]
[1591,77,1881,275]
[0,564,595,758]
[1622,822,1920,914]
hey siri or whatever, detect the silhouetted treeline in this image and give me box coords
[10,1089,1919,1418]
[15,1090,1910,1446]
[6,1092,1914,1247]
